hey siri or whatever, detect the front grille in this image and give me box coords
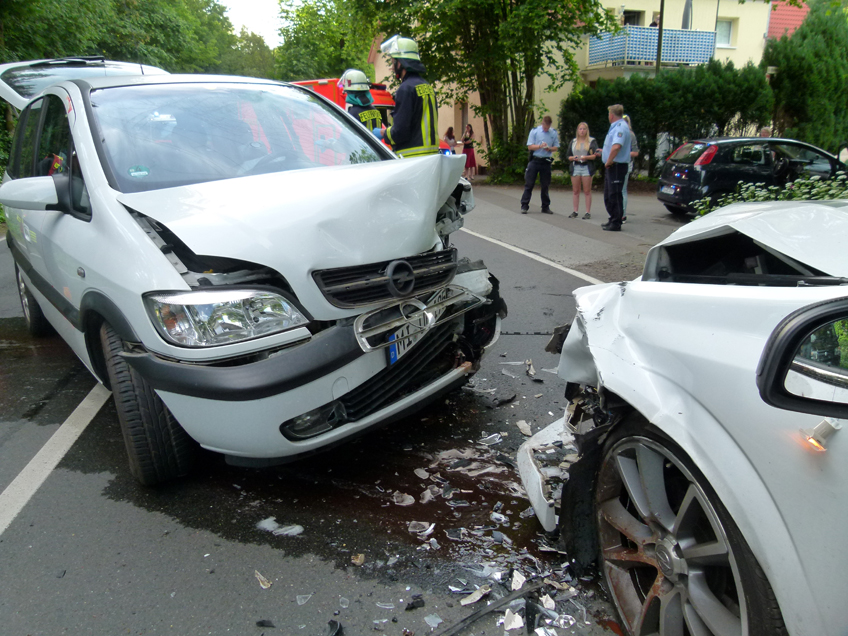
[313,249,457,308]
[340,320,459,421]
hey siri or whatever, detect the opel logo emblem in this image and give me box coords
[386,260,415,298]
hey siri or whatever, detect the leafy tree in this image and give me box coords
[275,0,376,81]
[559,60,772,177]
[221,28,275,79]
[763,0,848,152]
[351,0,615,178]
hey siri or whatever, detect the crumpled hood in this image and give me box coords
[652,200,848,276]
[117,154,465,317]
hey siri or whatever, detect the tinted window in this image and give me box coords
[17,98,44,179]
[5,110,27,178]
[669,142,709,164]
[729,144,767,165]
[36,95,71,176]
[90,83,388,193]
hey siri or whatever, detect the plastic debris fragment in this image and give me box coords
[499,361,525,365]
[351,554,365,566]
[273,525,304,537]
[393,491,415,506]
[535,628,559,636]
[408,521,435,536]
[339,596,350,608]
[460,584,491,606]
[420,484,440,504]
[424,614,443,628]
[511,570,526,591]
[503,609,525,630]
[429,538,440,550]
[256,619,275,628]
[516,420,533,436]
[541,594,556,610]
[490,511,509,524]
[525,359,536,377]
[296,594,312,606]
[376,602,395,609]
[326,619,344,636]
[520,506,536,519]
[254,570,272,589]
[414,468,430,479]
[554,614,576,628]
[478,433,502,445]
[386,556,399,567]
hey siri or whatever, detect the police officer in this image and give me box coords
[339,69,382,133]
[601,104,631,231]
[520,116,559,214]
[380,35,439,158]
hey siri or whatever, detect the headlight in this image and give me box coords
[144,289,309,348]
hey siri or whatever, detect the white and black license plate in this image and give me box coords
[387,288,449,365]
[661,185,675,195]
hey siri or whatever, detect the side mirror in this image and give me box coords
[0,176,59,210]
[757,297,848,419]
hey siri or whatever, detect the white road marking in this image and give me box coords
[460,228,605,285]
[0,383,111,537]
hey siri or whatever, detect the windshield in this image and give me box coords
[669,142,710,164]
[90,83,387,193]
[1,63,150,100]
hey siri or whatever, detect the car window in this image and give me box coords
[772,143,834,179]
[16,98,44,179]
[36,95,71,176]
[89,83,387,194]
[729,144,768,165]
[669,142,709,164]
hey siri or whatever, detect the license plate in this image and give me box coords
[661,185,675,195]
[388,288,449,365]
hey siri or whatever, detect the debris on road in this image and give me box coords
[325,619,344,636]
[296,594,312,606]
[255,619,275,628]
[503,608,524,630]
[516,420,533,436]
[254,570,272,589]
[414,468,429,479]
[392,491,415,506]
[351,554,365,566]
[256,516,304,537]
[478,433,502,445]
[511,570,526,591]
[424,614,443,629]
[459,584,491,606]
[339,597,350,609]
[405,595,426,611]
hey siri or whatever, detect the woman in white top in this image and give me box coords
[567,122,600,219]
[443,127,457,153]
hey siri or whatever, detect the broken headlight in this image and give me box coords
[145,289,309,347]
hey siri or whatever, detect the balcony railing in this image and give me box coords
[587,25,716,68]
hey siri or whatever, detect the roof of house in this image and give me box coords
[767,0,810,39]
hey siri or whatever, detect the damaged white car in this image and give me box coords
[1,72,505,485]
[518,201,848,636]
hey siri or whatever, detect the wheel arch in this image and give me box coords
[598,373,824,635]
[80,290,141,389]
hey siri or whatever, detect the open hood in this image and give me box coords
[117,154,466,306]
[649,200,848,277]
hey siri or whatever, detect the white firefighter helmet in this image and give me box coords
[338,68,370,92]
[380,35,420,61]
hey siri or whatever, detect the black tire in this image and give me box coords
[15,265,53,336]
[100,322,196,485]
[595,418,788,636]
[664,204,688,215]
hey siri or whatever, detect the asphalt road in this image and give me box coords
[0,188,683,636]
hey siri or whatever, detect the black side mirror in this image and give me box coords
[757,297,848,419]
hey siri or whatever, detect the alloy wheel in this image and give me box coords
[17,268,32,323]
[596,437,747,636]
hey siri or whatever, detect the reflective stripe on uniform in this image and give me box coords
[396,144,440,158]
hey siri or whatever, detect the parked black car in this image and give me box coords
[657,137,845,214]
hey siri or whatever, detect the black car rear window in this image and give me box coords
[669,142,710,164]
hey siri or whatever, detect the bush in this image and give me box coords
[482,135,530,184]
[692,171,848,215]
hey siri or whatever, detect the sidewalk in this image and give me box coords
[464,183,689,282]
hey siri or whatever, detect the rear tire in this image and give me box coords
[595,419,788,636]
[100,322,196,485]
[15,265,53,336]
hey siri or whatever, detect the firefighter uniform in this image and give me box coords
[348,103,382,132]
[385,74,439,158]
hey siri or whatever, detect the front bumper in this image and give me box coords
[126,268,504,458]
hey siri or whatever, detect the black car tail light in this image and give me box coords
[694,144,718,166]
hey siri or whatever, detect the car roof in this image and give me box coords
[74,73,289,91]
[0,57,168,110]
[682,137,838,159]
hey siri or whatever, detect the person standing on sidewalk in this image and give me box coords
[520,116,559,214]
[621,114,639,223]
[601,105,631,231]
[567,122,599,219]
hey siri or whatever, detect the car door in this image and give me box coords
[770,141,837,181]
[723,142,774,190]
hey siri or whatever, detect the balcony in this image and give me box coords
[587,25,716,69]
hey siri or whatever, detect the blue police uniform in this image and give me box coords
[520,125,559,213]
[602,118,632,230]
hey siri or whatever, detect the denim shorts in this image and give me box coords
[572,164,591,177]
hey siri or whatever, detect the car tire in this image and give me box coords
[663,204,688,215]
[15,265,53,336]
[100,322,196,485]
[595,418,788,636]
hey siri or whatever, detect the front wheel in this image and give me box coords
[100,323,196,485]
[595,421,788,636]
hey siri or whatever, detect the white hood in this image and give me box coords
[117,154,465,316]
[653,200,848,276]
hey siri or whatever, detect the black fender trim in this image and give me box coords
[121,324,364,402]
[79,291,140,343]
[7,233,82,330]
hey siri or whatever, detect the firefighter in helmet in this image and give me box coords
[338,69,382,133]
[379,35,439,158]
